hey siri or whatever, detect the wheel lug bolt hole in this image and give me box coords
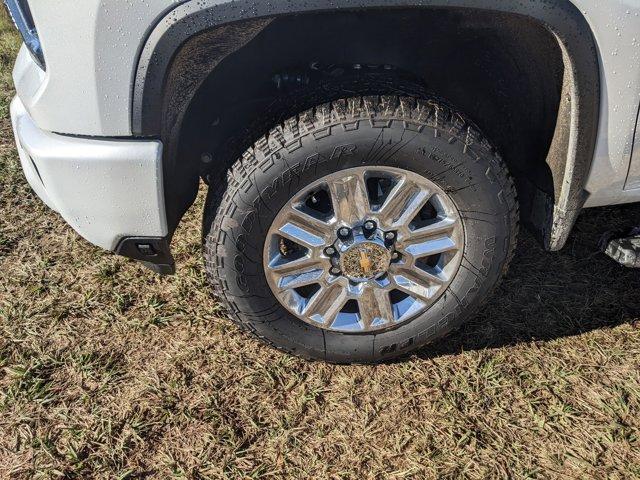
[338,227,351,239]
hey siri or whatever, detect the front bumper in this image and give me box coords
[10,96,172,270]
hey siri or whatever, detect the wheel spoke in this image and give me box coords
[303,282,348,325]
[409,216,458,241]
[391,271,435,302]
[395,189,431,227]
[277,222,326,250]
[269,254,321,274]
[377,178,414,223]
[286,204,334,239]
[328,172,370,224]
[358,286,394,328]
[392,264,448,287]
[378,179,431,228]
[277,268,324,291]
[270,202,334,251]
[404,236,457,259]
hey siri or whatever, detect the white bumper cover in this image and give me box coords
[9,96,168,251]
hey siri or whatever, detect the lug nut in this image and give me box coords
[364,220,376,230]
[391,251,400,261]
[385,231,396,240]
[325,246,336,256]
[330,267,341,275]
[338,227,351,238]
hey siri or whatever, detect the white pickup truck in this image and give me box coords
[6,0,640,362]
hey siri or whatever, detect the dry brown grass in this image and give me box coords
[1,9,639,480]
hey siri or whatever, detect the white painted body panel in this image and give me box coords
[576,0,640,206]
[12,1,181,136]
[10,96,167,250]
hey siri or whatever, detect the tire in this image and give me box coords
[204,95,518,363]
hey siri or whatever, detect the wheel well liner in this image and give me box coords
[132,0,599,252]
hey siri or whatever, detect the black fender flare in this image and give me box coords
[132,0,600,251]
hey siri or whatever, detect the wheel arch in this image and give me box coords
[132,0,600,252]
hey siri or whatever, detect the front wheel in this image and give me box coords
[204,96,518,363]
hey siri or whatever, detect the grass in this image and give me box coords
[0,8,639,480]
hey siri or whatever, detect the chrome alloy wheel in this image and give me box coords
[263,166,464,333]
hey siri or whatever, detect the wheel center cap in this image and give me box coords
[340,241,391,281]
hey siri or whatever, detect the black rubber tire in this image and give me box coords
[204,95,518,363]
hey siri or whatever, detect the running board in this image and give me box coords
[601,227,640,268]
